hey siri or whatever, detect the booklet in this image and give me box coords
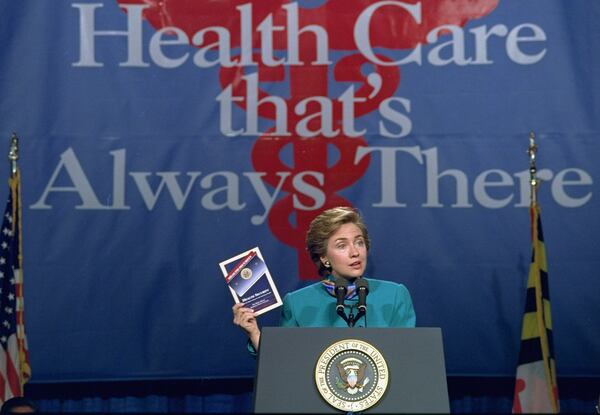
[219,247,283,316]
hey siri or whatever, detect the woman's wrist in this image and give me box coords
[249,330,261,350]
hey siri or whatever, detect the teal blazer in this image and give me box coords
[248,277,416,355]
[281,277,416,328]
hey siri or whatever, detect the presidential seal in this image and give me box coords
[315,339,389,412]
[240,267,252,280]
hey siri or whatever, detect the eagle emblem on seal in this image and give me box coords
[335,357,371,395]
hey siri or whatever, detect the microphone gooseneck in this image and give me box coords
[334,276,349,313]
[333,276,369,327]
[334,276,351,326]
[356,277,369,313]
[352,277,369,327]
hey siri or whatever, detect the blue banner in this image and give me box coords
[0,0,598,382]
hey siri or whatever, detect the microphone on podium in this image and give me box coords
[334,276,349,313]
[356,277,369,313]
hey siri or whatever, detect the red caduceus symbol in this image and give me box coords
[118,0,499,279]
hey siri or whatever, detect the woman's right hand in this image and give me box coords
[232,303,261,350]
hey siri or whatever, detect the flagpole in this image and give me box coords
[529,131,558,412]
[527,131,538,204]
[8,132,19,177]
[513,131,560,413]
[1,132,31,401]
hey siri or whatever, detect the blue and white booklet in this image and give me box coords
[219,247,282,316]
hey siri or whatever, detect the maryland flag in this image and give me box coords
[512,202,559,413]
[0,169,31,403]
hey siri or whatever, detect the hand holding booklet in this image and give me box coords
[219,247,282,316]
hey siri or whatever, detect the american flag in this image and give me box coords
[0,170,31,403]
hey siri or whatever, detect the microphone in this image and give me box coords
[334,276,349,313]
[356,278,369,313]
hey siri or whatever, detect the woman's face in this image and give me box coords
[320,222,367,280]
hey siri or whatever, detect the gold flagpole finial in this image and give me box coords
[528,131,538,203]
[8,132,19,177]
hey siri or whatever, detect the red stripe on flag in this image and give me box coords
[4,336,23,400]
[0,348,22,402]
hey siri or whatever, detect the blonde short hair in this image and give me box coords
[306,206,370,276]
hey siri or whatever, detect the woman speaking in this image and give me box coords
[232,206,416,352]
